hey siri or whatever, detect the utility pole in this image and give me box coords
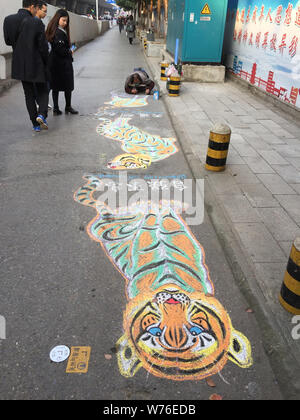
[96,0,99,20]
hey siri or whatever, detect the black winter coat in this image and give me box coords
[3,9,48,83]
[48,28,74,92]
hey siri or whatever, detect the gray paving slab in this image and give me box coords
[257,207,300,241]
[234,143,259,157]
[253,262,286,304]
[233,223,287,263]
[275,195,300,224]
[207,172,242,195]
[280,125,300,137]
[217,194,261,223]
[243,156,276,174]
[261,133,287,145]
[256,173,297,194]
[227,164,260,184]
[286,157,300,170]
[272,164,300,184]
[284,137,300,146]
[290,184,300,194]
[240,115,259,124]
[258,150,289,165]
[247,123,273,135]
[230,133,247,144]
[245,136,274,151]
[258,120,284,131]
[258,109,286,121]
[226,148,245,164]
[241,184,280,208]
[274,145,300,157]
[278,241,294,258]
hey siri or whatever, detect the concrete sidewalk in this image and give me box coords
[146,53,300,397]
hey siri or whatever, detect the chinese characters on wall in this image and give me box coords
[233,3,299,58]
[225,1,300,108]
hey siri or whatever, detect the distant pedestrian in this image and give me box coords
[45,9,78,115]
[125,70,155,95]
[126,16,136,45]
[117,16,123,33]
[3,0,49,132]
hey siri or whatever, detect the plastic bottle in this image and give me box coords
[153,87,160,100]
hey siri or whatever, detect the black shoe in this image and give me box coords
[53,108,62,115]
[65,107,78,115]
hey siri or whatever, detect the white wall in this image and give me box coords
[0,1,110,79]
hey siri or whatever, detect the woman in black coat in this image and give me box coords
[46,9,78,115]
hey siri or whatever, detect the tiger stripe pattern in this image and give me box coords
[96,117,178,169]
[105,95,149,108]
[74,175,253,381]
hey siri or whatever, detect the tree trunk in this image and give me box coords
[149,0,153,29]
[163,0,168,38]
[143,0,147,28]
[157,0,161,36]
[163,0,168,21]
[138,0,141,18]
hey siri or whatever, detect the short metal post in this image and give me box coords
[279,238,300,314]
[205,123,231,172]
[160,62,168,81]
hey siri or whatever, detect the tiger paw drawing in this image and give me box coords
[75,175,253,381]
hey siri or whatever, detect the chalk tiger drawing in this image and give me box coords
[74,175,253,381]
[97,117,178,170]
[105,95,148,108]
[107,153,152,170]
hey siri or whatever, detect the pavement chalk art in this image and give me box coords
[96,117,178,170]
[107,153,152,170]
[105,94,149,108]
[74,175,253,381]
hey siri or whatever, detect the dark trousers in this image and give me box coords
[52,90,72,110]
[21,81,48,126]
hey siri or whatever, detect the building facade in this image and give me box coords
[47,0,114,17]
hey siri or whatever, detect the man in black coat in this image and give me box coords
[3,0,49,131]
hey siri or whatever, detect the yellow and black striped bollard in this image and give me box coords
[144,39,147,52]
[205,123,231,172]
[279,238,300,315]
[161,62,168,81]
[167,76,181,97]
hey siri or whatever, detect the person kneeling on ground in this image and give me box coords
[125,70,155,95]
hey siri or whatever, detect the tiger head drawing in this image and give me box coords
[117,285,252,381]
[75,175,253,381]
